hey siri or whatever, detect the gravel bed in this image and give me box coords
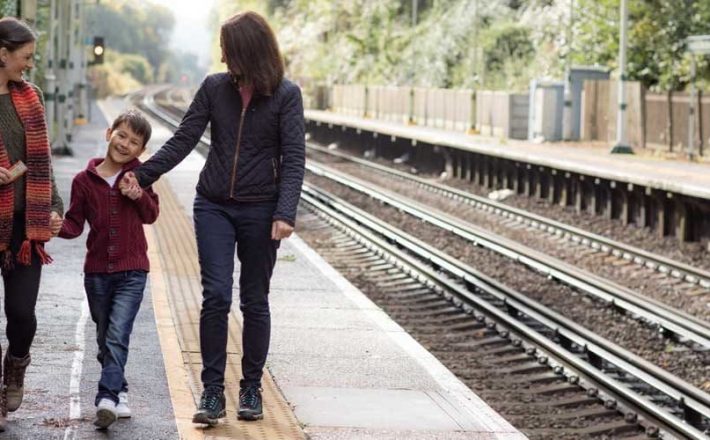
[307,151,710,321]
[306,172,710,391]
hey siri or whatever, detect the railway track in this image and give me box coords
[305,143,710,296]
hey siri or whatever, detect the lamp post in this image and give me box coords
[408,0,417,124]
[686,35,710,160]
[610,0,633,154]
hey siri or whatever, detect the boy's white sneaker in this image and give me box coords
[117,391,131,418]
[94,398,117,429]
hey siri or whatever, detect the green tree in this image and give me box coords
[480,21,535,89]
[572,0,710,90]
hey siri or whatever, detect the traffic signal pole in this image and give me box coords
[76,0,88,124]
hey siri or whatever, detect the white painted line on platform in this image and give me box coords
[63,298,90,440]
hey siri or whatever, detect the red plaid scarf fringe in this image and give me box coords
[0,81,53,268]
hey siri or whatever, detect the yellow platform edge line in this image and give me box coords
[147,225,204,440]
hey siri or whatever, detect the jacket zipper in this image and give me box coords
[229,106,247,199]
[271,158,278,183]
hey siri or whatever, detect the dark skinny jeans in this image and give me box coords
[1,213,42,359]
[194,194,279,392]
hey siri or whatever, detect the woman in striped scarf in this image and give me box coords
[0,17,64,431]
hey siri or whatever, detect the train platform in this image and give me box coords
[2,98,526,439]
[304,109,710,202]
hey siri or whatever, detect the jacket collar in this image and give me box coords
[86,157,141,179]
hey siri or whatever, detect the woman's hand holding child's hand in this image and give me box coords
[0,167,12,186]
[50,211,63,237]
[119,172,142,200]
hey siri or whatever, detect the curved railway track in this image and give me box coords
[136,86,710,439]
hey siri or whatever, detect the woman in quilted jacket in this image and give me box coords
[122,10,305,426]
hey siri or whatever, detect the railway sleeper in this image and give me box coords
[363,263,396,274]
[548,396,602,408]
[368,271,408,282]
[507,372,560,385]
[451,335,506,350]
[479,346,526,358]
[530,382,581,395]
[377,277,423,288]
[336,254,381,265]
[571,420,641,436]
[386,302,455,312]
[442,321,488,334]
[554,406,621,420]
[382,285,430,296]
[503,363,550,375]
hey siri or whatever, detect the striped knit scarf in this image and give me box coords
[0,80,53,268]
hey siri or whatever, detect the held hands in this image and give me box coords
[0,167,11,186]
[50,211,63,237]
[119,171,142,200]
[271,219,294,240]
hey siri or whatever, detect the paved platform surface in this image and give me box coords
[0,98,527,439]
[305,109,710,201]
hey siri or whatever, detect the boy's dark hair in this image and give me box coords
[0,17,36,68]
[220,11,284,96]
[111,109,152,147]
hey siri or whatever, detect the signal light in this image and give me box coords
[92,36,104,65]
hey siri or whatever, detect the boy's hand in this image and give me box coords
[119,171,142,200]
[50,211,63,237]
[120,172,138,190]
[271,220,294,240]
[121,185,143,200]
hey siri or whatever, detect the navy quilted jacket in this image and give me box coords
[135,73,305,226]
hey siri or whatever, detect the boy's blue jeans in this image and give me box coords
[84,270,146,405]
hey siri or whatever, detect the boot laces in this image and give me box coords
[201,391,221,411]
[240,386,260,408]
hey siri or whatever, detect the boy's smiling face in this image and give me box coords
[105,122,145,166]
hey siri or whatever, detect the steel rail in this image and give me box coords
[307,142,710,293]
[301,185,710,439]
[307,161,710,349]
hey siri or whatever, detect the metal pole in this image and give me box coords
[408,0,417,124]
[610,0,633,153]
[45,0,56,144]
[688,56,696,160]
[472,0,479,84]
[411,0,417,83]
[52,0,72,155]
[470,0,479,133]
[77,0,88,123]
[563,0,574,140]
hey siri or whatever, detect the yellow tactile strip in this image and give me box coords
[146,177,305,440]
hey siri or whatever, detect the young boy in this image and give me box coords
[59,109,159,429]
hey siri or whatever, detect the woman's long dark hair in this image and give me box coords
[0,17,35,68]
[220,11,284,96]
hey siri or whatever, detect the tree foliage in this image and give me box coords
[251,0,710,91]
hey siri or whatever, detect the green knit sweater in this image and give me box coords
[0,89,63,215]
